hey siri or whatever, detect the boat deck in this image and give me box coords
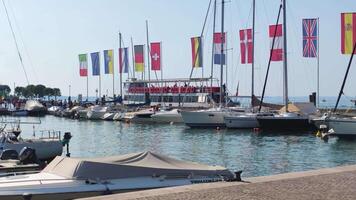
[77,164,356,200]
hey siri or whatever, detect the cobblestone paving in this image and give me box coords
[80,166,356,200]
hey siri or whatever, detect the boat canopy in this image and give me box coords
[42,151,234,180]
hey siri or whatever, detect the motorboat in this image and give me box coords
[24,100,47,116]
[47,106,63,115]
[123,108,155,123]
[86,106,109,120]
[0,151,237,200]
[0,131,63,160]
[151,109,183,123]
[181,107,244,128]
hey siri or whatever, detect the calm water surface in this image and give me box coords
[13,115,356,178]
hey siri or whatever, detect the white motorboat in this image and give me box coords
[0,131,63,161]
[86,106,109,120]
[151,109,183,123]
[0,151,237,200]
[181,107,244,128]
[321,116,356,137]
[123,108,155,123]
[24,100,47,116]
[47,106,63,115]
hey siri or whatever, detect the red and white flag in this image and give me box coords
[269,24,283,61]
[150,42,161,70]
[239,29,253,64]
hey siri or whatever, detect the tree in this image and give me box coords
[0,85,11,97]
[15,86,25,97]
[34,84,46,98]
[53,88,61,100]
[44,87,54,100]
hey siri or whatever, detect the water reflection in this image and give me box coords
[10,115,356,177]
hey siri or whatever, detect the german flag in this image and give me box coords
[191,37,203,68]
[134,45,144,72]
[341,13,356,54]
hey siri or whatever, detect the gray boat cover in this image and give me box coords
[42,151,234,180]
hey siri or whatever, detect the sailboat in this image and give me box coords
[181,0,245,128]
[256,0,315,131]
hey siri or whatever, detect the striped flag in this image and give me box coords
[213,32,226,65]
[303,19,318,58]
[134,45,144,72]
[239,29,253,64]
[269,24,283,61]
[90,52,100,76]
[78,54,88,77]
[191,36,203,68]
[119,47,129,73]
[341,13,356,54]
[104,50,114,74]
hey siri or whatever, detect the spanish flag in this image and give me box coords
[341,13,356,54]
[134,45,144,72]
[191,37,203,68]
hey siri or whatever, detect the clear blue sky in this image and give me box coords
[0,0,355,98]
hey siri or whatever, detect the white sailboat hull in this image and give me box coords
[151,109,183,123]
[181,110,228,128]
[327,118,356,136]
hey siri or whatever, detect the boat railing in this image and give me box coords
[38,130,61,140]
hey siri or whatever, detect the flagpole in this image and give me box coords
[119,32,123,97]
[146,20,151,84]
[131,37,135,79]
[219,0,225,106]
[86,74,89,101]
[251,0,255,106]
[317,17,320,108]
[99,52,102,99]
[210,0,217,98]
[113,49,115,97]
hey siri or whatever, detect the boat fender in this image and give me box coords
[316,130,321,137]
[22,193,32,200]
[19,147,38,165]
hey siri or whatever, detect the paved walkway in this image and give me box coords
[78,165,356,200]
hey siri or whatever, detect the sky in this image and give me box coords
[0,0,355,98]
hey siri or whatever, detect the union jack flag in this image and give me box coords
[303,18,318,57]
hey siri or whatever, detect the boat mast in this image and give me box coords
[219,0,225,105]
[282,0,288,111]
[317,17,320,108]
[210,0,217,99]
[119,33,123,97]
[251,0,255,106]
[334,42,356,112]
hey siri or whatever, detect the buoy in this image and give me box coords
[316,130,321,137]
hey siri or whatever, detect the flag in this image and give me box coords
[119,48,129,73]
[341,13,356,54]
[78,54,88,77]
[213,32,226,65]
[150,42,161,70]
[303,19,318,57]
[239,29,253,64]
[191,36,203,68]
[134,45,144,72]
[269,24,283,61]
[104,50,114,74]
[90,52,100,76]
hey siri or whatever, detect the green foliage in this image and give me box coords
[0,85,11,97]
[14,85,61,99]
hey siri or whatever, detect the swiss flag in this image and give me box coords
[239,29,253,64]
[150,42,161,70]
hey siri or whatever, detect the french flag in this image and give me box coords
[269,24,283,61]
[213,32,226,65]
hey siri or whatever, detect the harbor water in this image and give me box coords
[11,115,356,178]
